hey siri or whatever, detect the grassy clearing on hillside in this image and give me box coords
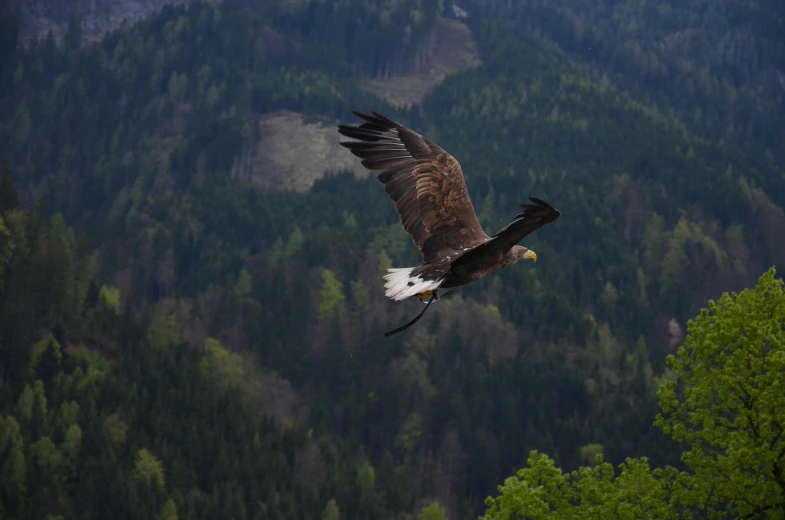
[362,18,482,107]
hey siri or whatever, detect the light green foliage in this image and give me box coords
[268,237,286,263]
[55,401,79,437]
[99,285,121,315]
[0,443,26,502]
[395,412,424,464]
[284,227,305,259]
[158,498,178,520]
[147,313,181,350]
[600,281,618,308]
[370,223,412,263]
[660,218,690,290]
[235,268,253,300]
[641,214,665,275]
[322,498,340,520]
[596,322,618,362]
[33,380,48,420]
[578,443,603,466]
[200,338,244,390]
[378,251,392,275]
[356,460,375,497]
[17,384,34,422]
[0,416,22,454]
[318,269,345,320]
[400,352,429,392]
[350,279,368,312]
[132,448,166,491]
[108,186,130,223]
[655,266,785,518]
[31,436,62,479]
[94,285,122,349]
[418,501,448,520]
[481,451,678,520]
[72,357,107,400]
[62,424,82,460]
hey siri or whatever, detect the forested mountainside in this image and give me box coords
[1,0,784,518]
[461,0,785,168]
[11,0,192,46]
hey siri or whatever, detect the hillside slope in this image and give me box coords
[461,0,785,168]
[16,0,193,45]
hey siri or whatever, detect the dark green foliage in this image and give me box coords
[0,159,18,213]
[0,200,396,520]
[461,0,785,167]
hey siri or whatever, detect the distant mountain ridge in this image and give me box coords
[17,0,192,45]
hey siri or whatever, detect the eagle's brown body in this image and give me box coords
[413,242,531,290]
[338,111,560,304]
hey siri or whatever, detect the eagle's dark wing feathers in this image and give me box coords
[338,111,489,264]
[449,197,560,270]
[490,197,560,249]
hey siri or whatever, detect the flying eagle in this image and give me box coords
[338,111,560,336]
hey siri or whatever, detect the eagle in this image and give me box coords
[338,111,560,336]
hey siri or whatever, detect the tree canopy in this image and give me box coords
[482,267,785,519]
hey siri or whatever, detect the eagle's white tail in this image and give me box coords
[383,267,444,301]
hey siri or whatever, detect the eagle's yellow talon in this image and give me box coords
[416,290,435,301]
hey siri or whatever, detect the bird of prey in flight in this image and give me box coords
[338,111,560,336]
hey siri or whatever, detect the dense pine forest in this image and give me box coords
[0,0,784,518]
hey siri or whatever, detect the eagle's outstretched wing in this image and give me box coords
[490,197,561,248]
[338,111,489,264]
[453,197,560,267]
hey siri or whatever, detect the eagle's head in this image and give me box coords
[511,245,537,264]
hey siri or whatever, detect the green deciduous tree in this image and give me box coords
[94,284,121,349]
[322,498,340,520]
[30,436,62,486]
[132,448,166,491]
[481,451,677,520]
[62,424,82,460]
[99,285,120,315]
[357,460,376,498]
[318,269,345,320]
[418,501,448,520]
[147,313,181,350]
[17,384,33,421]
[0,442,26,513]
[200,338,245,391]
[656,266,785,518]
[482,267,785,519]
[158,498,178,520]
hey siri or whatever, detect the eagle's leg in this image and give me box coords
[416,290,435,302]
[384,294,437,337]
[416,289,454,304]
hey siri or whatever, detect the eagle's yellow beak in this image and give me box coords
[524,250,537,262]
